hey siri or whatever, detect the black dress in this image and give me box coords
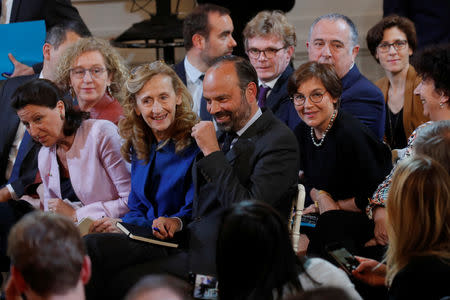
[294,111,392,257]
[389,256,450,300]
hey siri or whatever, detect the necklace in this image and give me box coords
[387,105,401,148]
[310,109,337,147]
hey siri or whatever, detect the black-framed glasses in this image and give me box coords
[290,91,328,106]
[70,67,107,79]
[377,40,408,53]
[247,47,286,59]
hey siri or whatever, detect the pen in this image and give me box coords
[371,261,384,271]
[153,227,160,233]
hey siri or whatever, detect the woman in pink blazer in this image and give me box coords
[12,79,130,222]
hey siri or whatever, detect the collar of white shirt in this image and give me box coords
[236,108,263,137]
[184,57,204,83]
[258,73,282,90]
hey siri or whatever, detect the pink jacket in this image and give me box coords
[39,119,130,220]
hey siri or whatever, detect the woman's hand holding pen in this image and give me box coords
[152,217,182,240]
[352,256,387,287]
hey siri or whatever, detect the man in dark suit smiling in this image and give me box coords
[84,56,299,299]
[189,55,299,274]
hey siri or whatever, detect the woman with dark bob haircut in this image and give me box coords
[10,79,130,221]
[0,79,131,273]
[288,61,392,259]
[366,15,428,149]
[217,200,362,300]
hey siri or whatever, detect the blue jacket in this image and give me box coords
[173,59,211,121]
[341,65,385,140]
[265,65,301,130]
[122,141,200,227]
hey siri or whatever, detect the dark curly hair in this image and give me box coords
[11,79,90,137]
[366,15,417,63]
[412,44,450,97]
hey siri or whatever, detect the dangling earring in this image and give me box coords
[440,102,445,109]
[107,85,112,96]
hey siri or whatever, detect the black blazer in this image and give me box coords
[6,0,88,30]
[265,65,301,130]
[173,59,211,121]
[187,109,299,275]
[0,75,41,197]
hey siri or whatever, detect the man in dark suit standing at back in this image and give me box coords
[243,10,299,130]
[84,56,299,299]
[173,4,236,120]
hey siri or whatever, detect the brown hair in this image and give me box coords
[7,212,86,297]
[288,61,342,108]
[183,4,230,51]
[243,10,296,50]
[119,61,198,163]
[366,15,417,63]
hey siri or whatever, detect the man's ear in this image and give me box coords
[43,43,52,62]
[351,44,360,61]
[80,256,92,285]
[440,93,449,106]
[286,45,295,61]
[246,81,258,103]
[192,33,206,50]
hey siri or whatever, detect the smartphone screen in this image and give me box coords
[190,274,218,300]
[300,214,319,227]
[327,245,359,275]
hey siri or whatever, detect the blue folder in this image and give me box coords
[0,20,45,79]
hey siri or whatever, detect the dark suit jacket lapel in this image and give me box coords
[10,0,21,22]
[265,65,293,111]
[173,59,187,85]
[225,109,272,162]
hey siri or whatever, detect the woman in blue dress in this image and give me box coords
[90,61,200,239]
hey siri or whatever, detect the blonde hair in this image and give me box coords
[55,37,128,102]
[386,156,450,286]
[243,10,296,50]
[119,61,198,163]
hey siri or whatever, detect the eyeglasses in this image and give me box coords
[377,40,408,53]
[290,91,327,106]
[247,47,286,59]
[70,67,107,79]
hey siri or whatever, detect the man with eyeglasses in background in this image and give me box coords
[307,13,385,140]
[243,10,300,130]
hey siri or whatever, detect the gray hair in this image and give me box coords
[414,120,450,173]
[308,13,359,48]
